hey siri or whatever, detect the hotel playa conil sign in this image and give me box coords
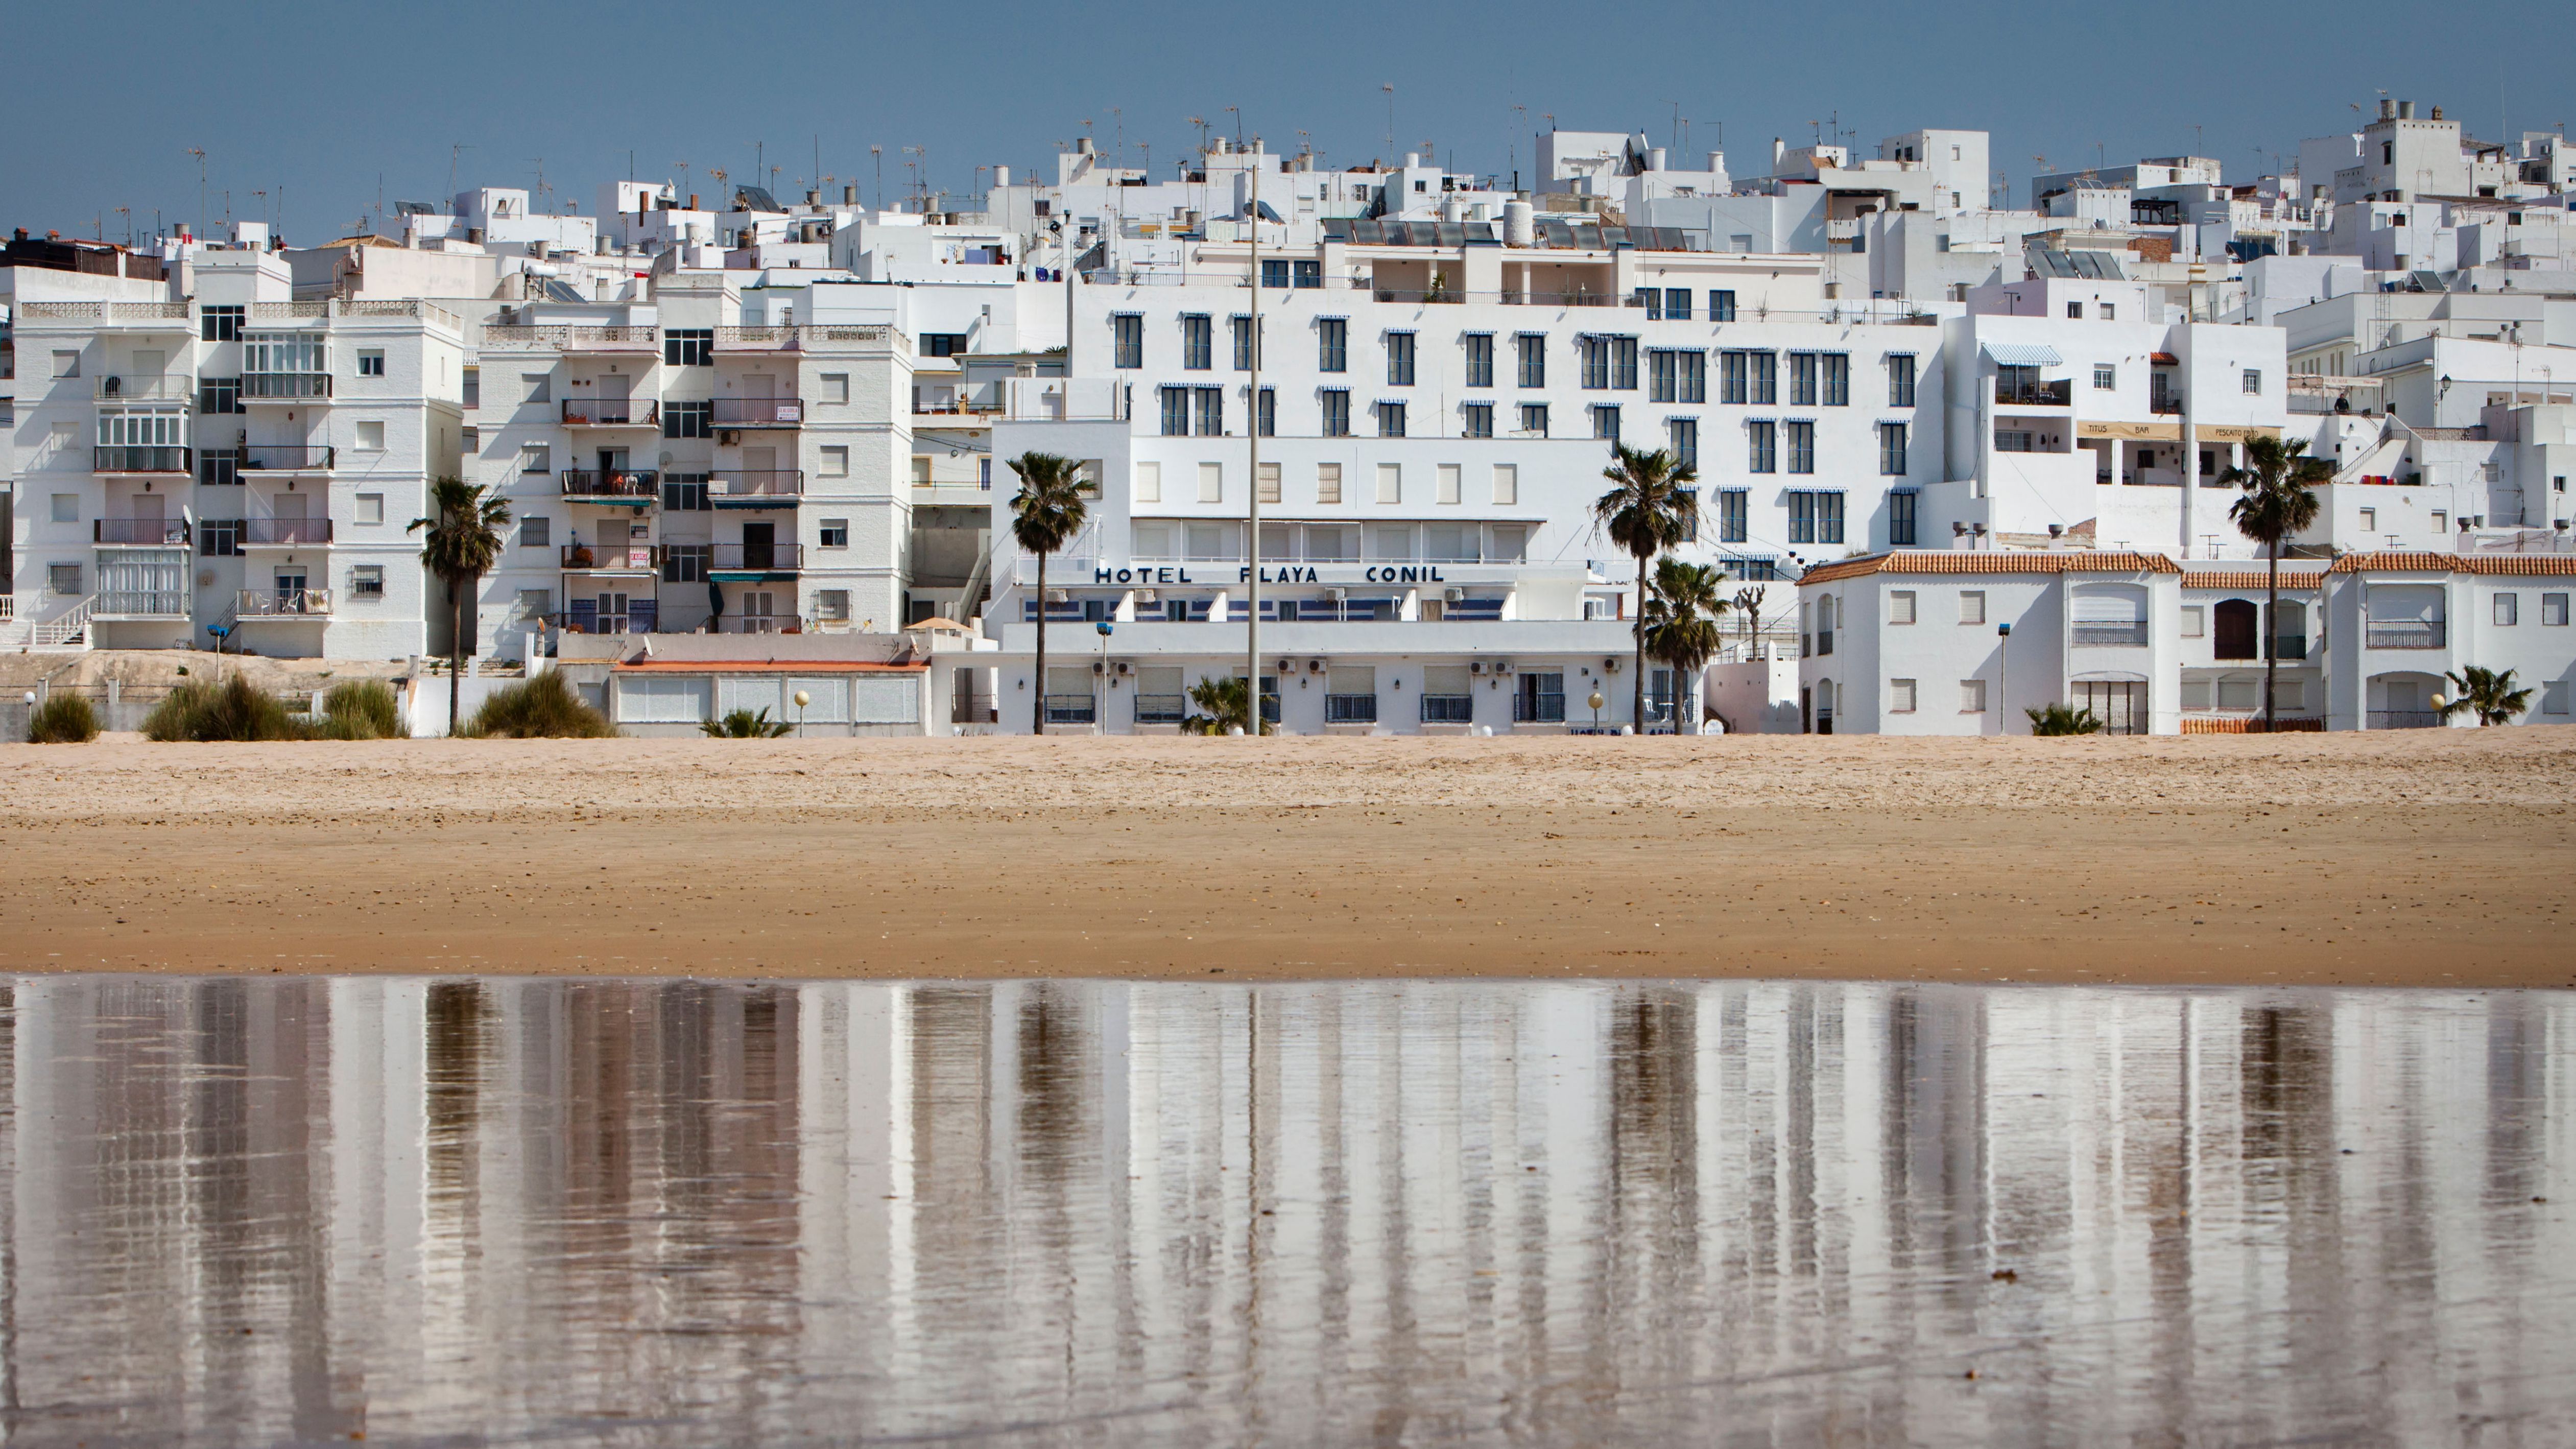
[1095,564,1462,585]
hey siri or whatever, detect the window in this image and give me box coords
[1256,386,1275,437]
[2356,506,2378,532]
[1719,489,1748,542]
[1669,418,1698,469]
[1317,463,1344,505]
[1886,353,1915,408]
[2546,681,2570,716]
[1437,463,1462,505]
[1665,288,1692,321]
[1636,288,1662,319]
[1889,490,1917,545]
[663,476,711,511]
[821,444,849,477]
[822,373,850,405]
[201,304,244,342]
[1261,258,1289,289]
[663,329,713,366]
[1891,679,1918,713]
[1959,590,1986,625]
[1259,463,1281,505]
[2543,592,2568,626]
[1591,405,1620,440]
[1821,354,1849,406]
[2242,368,2263,395]
[2100,303,2115,321]
[1960,679,1987,713]
[2182,605,2206,637]
[357,350,385,377]
[200,519,245,556]
[663,399,711,438]
[199,377,244,414]
[1181,314,1212,370]
[2093,364,2117,390]
[1463,401,1494,438]
[52,350,79,378]
[50,563,83,596]
[521,372,551,404]
[1790,353,1819,407]
[1879,422,1908,476]
[50,493,79,524]
[816,590,851,624]
[1379,330,1418,387]
[1232,315,1258,371]
[1112,314,1143,369]
[354,420,385,452]
[1318,318,1348,372]
[1785,420,1815,473]
[662,544,711,583]
[1321,390,1351,437]
[2494,593,2519,626]
[356,493,385,526]
[2432,511,2447,532]
[1890,590,1917,624]
[351,565,385,599]
[1747,420,1777,472]
[1650,350,1705,403]
[820,518,849,548]
[1491,464,1517,506]
[1711,290,1737,322]
[1159,386,1189,436]
[2067,301,2083,319]
[1519,403,1548,437]
[912,456,932,487]
[1375,401,1407,438]
[1580,335,1638,390]
[1293,259,1321,288]
[522,516,551,548]
[1788,491,1842,544]
[1375,463,1402,504]
[1750,350,1777,404]
[1464,334,1494,388]
[1516,334,1546,388]
[1198,463,1223,504]
[1194,386,1225,436]
[1996,430,2036,453]
[980,457,993,489]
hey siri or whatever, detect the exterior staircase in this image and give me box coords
[29,596,94,650]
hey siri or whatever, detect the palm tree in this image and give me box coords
[1008,452,1089,734]
[2438,666,2534,727]
[1593,444,1699,730]
[2221,437,2328,732]
[409,477,512,735]
[1643,558,1728,732]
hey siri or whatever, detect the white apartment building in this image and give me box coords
[5,232,463,656]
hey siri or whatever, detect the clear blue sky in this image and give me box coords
[7,0,2571,245]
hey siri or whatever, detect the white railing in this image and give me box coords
[34,597,94,647]
[1005,376,1127,421]
[0,595,16,622]
[237,587,332,617]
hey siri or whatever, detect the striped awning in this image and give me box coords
[1981,341,2063,367]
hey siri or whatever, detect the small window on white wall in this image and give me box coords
[1890,679,1917,712]
[522,516,551,548]
[1492,464,1517,505]
[356,493,385,526]
[355,420,386,452]
[822,372,850,405]
[1437,463,1462,505]
[821,445,849,478]
[52,350,81,378]
[1959,590,1986,625]
[1198,462,1222,503]
[1960,679,1987,712]
[1316,463,1343,505]
[1258,462,1280,505]
[2544,680,2570,715]
[1889,590,1917,624]
[1134,462,1161,503]
[1375,463,1401,504]
[2181,605,2205,637]
[2493,593,2519,626]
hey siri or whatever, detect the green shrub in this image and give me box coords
[2025,702,2106,737]
[26,693,101,744]
[142,676,308,742]
[462,671,615,739]
[702,707,792,739]
[319,679,408,739]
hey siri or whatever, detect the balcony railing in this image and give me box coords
[92,375,192,401]
[560,544,659,571]
[243,517,335,545]
[1996,379,2073,407]
[2366,621,2445,649]
[237,587,331,617]
[709,470,804,503]
[711,614,804,634]
[95,590,190,619]
[707,542,804,572]
[2370,709,2441,729]
[710,396,804,427]
[1044,695,1098,725]
[560,468,662,500]
[1133,694,1187,724]
[1325,694,1379,724]
[560,399,660,427]
[1419,694,1475,723]
[237,444,336,471]
[2072,622,2150,647]
[94,517,192,545]
[2150,399,2183,416]
[94,445,192,473]
[242,372,332,400]
[2274,635,2309,661]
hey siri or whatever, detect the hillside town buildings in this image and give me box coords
[5,97,2572,734]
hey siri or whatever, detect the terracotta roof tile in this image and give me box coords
[1798,551,2183,586]
[2183,571,2325,591]
[2327,551,2576,576]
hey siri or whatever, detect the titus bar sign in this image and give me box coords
[1094,565,1452,585]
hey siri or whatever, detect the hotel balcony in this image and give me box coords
[242,372,332,401]
[710,470,803,507]
[91,375,192,402]
[707,542,802,578]
[237,587,331,618]
[560,398,661,428]
[560,468,661,503]
[242,517,334,547]
[556,326,659,355]
[2366,621,2445,649]
[1996,379,2073,408]
[710,396,803,428]
[560,543,660,574]
[94,518,192,547]
[237,444,336,472]
[94,445,192,474]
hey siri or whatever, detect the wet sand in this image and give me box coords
[1,730,2569,986]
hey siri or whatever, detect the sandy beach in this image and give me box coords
[1,729,2568,986]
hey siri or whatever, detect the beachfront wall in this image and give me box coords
[602,662,932,737]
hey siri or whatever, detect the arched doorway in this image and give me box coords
[2213,599,2258,659]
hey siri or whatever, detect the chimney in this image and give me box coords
[1773,137,1786,167]
[2398,100,2416,120]
[2379,99,2397,121]
[843,184,856,204]
[2430,106,2444,121]
[689,193,700,209]
[994,165,1010,187]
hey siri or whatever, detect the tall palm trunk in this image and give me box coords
[449,577,464,734]
[1631,551,1649,730]
[1032,551,1049,735]
[2262,537,2279,733]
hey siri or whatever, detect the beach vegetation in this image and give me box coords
[702,708,793,739]
[2438,666,2534,727]
[1008,452,1089,736]
[1594,444,1699,731]
[26,693,101,744]
[458,672,615,739]
[315,680,409,740]
[1182,676,1274,735]
[144,675,305,742]
[410,477,513,737]
[2025,702,2106,735]
[1643,558,1728,730]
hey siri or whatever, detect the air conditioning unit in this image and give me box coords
[1469,660,1490,676]
[1445,587,1465,603]
[719,429,742,445]
[1045,588,1069,603]
[1495,660,1515,675]
[1307,658,1327,675]
[1092,660,1108,675]
[1603,656,1622,673]
[1133,588,1158,604]
[1324,586,1347,601]
[1276,658,1297,674]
